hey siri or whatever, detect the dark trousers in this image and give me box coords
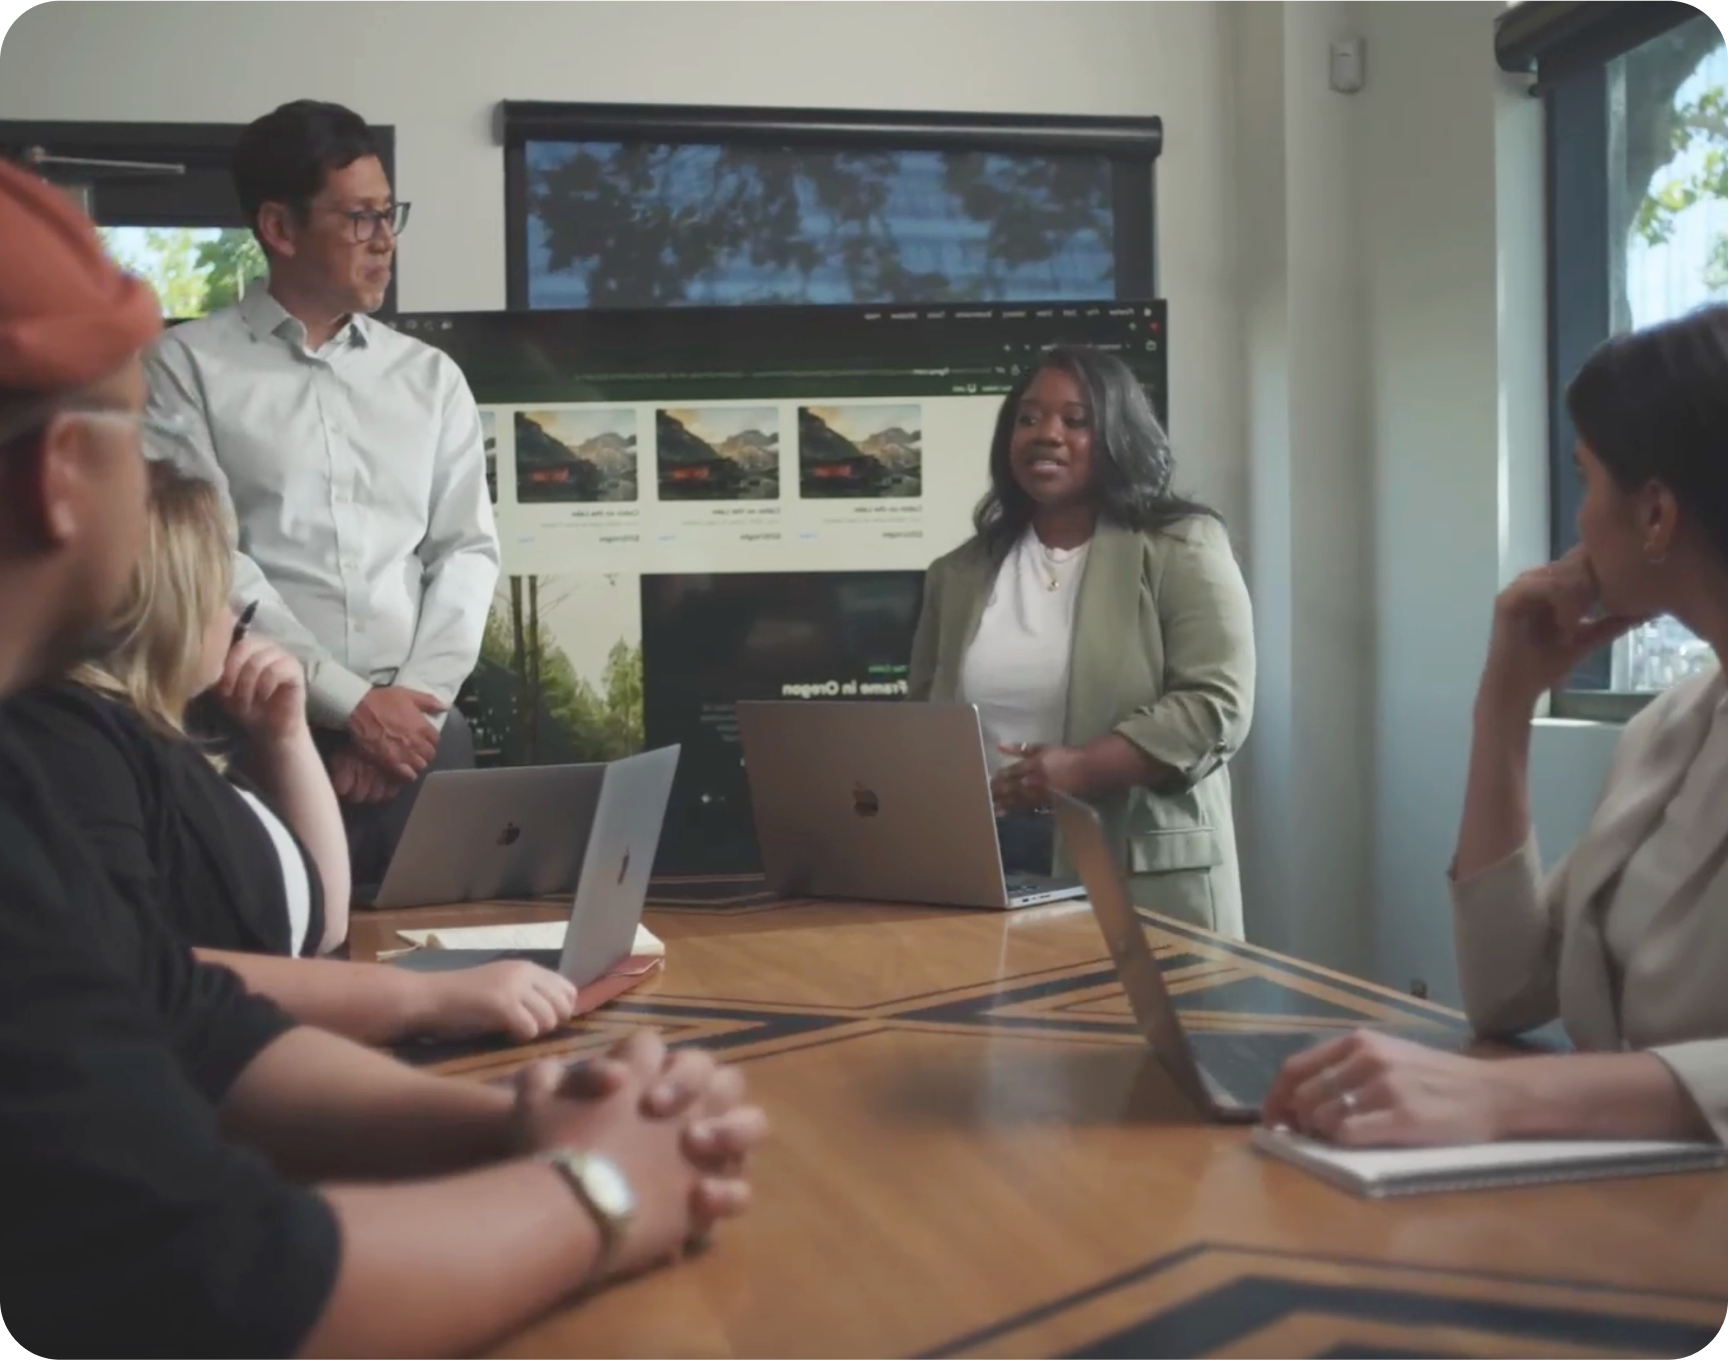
[316,707,475,889]
[996,808,1055,877]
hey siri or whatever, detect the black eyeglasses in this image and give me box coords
[327,202,411,244]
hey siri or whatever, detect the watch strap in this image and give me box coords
[539,1148,626,1274]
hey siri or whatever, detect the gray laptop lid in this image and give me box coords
[558,744,680,987]
[1051,792,1227,1112]
[372,763,607,909]
[734,700,1015,908]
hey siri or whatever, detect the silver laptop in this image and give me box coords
[556,744,679,986]
[390,745,680,987]
[360,763,606,910]
[734,700,1085,910]
[1052,791,1451,1122]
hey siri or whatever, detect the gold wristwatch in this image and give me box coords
[540,1148,636,1275]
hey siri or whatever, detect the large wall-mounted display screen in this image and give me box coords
[391,299,1167,870]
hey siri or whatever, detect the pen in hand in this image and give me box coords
[230,600,258,649]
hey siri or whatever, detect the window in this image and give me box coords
[0,120,395,321]
[97,227,265,321]
[501,102,1159,311]
[1515,3,1727,717]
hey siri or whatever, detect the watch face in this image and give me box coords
[583,1154,636,1220]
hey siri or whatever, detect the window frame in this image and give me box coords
[0,119,399,316]
[1497,3,1714,721]
[498,99,1160,312]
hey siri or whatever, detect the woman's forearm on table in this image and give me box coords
[194,948,435,1047]
[1489,1051,1712,1141]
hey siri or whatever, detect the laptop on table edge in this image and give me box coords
[355,761,610,910]
[734,700,1084,911]
[389,744,681,988]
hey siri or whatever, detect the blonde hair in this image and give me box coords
[74,459,234,740]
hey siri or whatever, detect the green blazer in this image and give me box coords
[906,516,1256,938]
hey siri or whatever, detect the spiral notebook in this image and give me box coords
[1251,1125,1726,1198]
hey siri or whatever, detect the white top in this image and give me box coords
[144,287,501,728]
[1602,686,1728,984]
[958,528,1090,774]
[232,787,314,957]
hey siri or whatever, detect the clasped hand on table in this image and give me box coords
[510,1028,769,1282]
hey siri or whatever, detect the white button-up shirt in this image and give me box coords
[144,287,501,729]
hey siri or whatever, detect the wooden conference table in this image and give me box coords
[350,883,1728,1359]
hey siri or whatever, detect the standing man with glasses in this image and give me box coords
[146,99,500,890]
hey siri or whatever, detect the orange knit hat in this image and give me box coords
[0,159,162,392]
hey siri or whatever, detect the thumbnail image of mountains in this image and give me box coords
[515,408,640,504]
[656,407,780,502]
[481,409,499,503]
[798,404,922,499]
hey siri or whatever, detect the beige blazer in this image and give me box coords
[907,516,1256,937]
[1452,667,1728,1142]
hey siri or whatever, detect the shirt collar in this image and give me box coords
[239,283,371,351]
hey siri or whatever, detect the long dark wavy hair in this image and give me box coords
[973,345,1219,560]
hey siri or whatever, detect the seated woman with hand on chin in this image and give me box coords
[8,459,579,1046]
[1267,304,1728,1147]
[908,345,1256,937]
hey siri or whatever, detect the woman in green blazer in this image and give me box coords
[907,346,1256,937]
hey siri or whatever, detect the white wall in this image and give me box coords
[1233,1,1377,974]
[1232,0,1613,999]
[0,0,1623,998]
[0,0,1247,519]
[1357,1,1539,998]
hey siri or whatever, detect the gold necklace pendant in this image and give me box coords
[1040,546,1062,591]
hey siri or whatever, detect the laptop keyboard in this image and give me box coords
[1004,871,1080,899]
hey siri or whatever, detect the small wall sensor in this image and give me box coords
[1329,36,1364,94]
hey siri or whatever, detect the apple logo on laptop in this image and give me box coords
[617,849,630,884]
[852,784,880,818]
[496,822,521,847]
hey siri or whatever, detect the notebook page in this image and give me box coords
[1252,1126,1723,1191]
[396,922,664,956]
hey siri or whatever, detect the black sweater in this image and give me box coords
[0,709,338,1356]
[5,681,325,959]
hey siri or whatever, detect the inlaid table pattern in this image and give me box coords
[348,881,1728,1360]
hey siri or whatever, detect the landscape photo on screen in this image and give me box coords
[464,572,643,769]
[514,408,640,504]
[798,403,922,499]
[656,406,781,501]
